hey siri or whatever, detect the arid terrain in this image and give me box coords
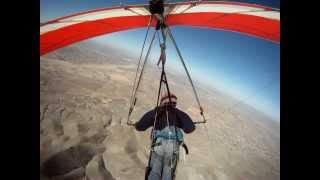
[40,40,280,180]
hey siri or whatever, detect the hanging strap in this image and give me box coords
[157,43,166,66]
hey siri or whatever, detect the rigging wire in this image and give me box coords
[124,2,279,178]
[127,28,158,125]
[166,26,207,124]
[129,15,153,111]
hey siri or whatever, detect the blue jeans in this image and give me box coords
[148,139,179,180]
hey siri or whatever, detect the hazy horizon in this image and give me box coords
[84,37,280,122]
[89,27,280,122]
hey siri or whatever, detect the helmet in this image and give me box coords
[160,92,177,106]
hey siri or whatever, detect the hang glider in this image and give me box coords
[40,1,280,56]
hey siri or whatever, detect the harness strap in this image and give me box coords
[151,141,189,155]
[182,143,189,155]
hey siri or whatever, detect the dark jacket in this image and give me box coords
[135,106,195,133]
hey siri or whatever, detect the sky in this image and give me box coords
[40,0,280,121]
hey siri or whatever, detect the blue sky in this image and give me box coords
[41,0,280,121]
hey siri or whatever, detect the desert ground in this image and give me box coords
[40,40,280,180]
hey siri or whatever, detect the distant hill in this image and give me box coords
[44,40,138,65]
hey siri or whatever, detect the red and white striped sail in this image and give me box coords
[40,1,280,55]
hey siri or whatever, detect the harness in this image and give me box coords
[151,114,189,155]
[154,127,183,142]
[147,108,189,180]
